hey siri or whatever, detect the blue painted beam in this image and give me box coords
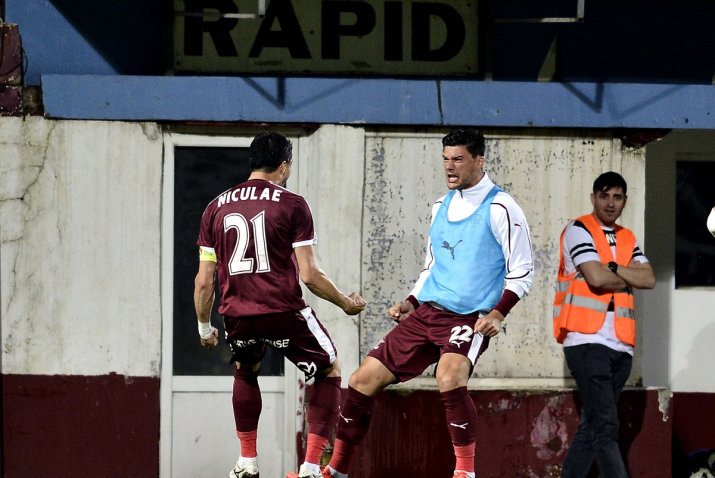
[440,81,715,129]
[41,75,442,125]
[42,75,715,129]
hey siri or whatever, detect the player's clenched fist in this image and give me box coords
[342,292,367,315]
[474,310,504,337]
[388,300,415,323]
[199,325,219,348]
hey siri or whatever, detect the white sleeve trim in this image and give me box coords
[293,238,317,248]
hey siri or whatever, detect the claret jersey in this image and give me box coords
[197,179,316,317]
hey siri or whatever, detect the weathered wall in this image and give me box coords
[361,131,646,383]
[1,117,164,376]
[1,117,164,476]
[347,387,671,478]
[3,117,704,477]
[295,126,366,385]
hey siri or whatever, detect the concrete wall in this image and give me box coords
[645,130,715,393]
[294,125,366,384]
[360,130,646,384]
[1,117,164,375]
[1,116,164,476]
[3,116,702,476]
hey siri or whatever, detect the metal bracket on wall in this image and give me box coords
[176,0,266,19]
[494,0,585,23]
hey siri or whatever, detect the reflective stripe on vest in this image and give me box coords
[552,213,637,346]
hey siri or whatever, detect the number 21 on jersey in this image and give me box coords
[224,211,270,274]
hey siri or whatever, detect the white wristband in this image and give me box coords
[198,321,213,339]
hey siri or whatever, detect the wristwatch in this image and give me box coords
[608,261,619,274]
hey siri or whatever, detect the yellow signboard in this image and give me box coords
[173,0,478,76]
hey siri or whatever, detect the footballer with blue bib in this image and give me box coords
[322,129,534,478]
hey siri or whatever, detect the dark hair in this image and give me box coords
[593,171,628,195]
[249,131,293,172]
[442,128,486,157]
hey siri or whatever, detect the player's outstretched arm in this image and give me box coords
[294,245,367,315]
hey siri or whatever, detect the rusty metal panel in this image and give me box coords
[3,374,160,477]
[0,24,23,85]
[0,24,24,115]
[0,85,22,115]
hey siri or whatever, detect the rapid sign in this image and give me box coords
[173,0,479,76]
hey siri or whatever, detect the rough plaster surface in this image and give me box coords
[1,117,163,376]
[295,125,365,382]
[361,131,646,381]
[1,119,649,384]
[361,135,445,363]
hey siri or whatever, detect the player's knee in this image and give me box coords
[347,371,371,392]
[435,355,471,391]
[435,366,469,391]
[315,360,341,381]
[348,366,389,396]
[436,374,463,391]
[326,359,341,377]
[235,361,261,378]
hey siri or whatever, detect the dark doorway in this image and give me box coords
[173,146,284,376]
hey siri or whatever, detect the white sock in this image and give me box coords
[454,470,475,478]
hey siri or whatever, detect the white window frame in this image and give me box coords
[160,132,298,478]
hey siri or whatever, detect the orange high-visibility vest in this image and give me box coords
[553,213,637,345]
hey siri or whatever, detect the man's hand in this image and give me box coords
[200,326,219,349]
[342,292,367,315]
[474,310,505,337]
[388,300,415,323]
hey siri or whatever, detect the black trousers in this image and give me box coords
[561,343,632,478]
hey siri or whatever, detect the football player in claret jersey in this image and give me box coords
[322,129,535,478]
[194,131,366,478]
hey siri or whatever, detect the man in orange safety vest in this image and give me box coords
[553,171,655,478]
